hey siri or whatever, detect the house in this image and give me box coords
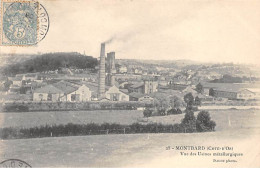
[128,80,158,94]
[197,93,214,101]
[8,76,24,87]
[129,82,144,93]
[119,66,127,74]
[168,82,189,91]
[33,84,64,102]
[8,84,20,93]
[60,84,92,102]
[119,81,129,89]
[14,73,39,81]
[182,86,197,96]
[23,73,39,81]
[129,92,145,101]
[158,77,168,86]
[213,90,237,100]
[129,92,153,102]
[202,82,258,100]
[144,80,158,94]
[133,68,142,74]
[247,88,260,100]
[105,85,129,101]
[33,81,92,102]
[236,89,256,100]
[139,95,154,102]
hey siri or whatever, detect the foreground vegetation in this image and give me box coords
[1,101,152,112]
[144,92,216,132]
[0,108,216,140]
[0,119,215,140]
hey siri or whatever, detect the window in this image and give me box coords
[71,94,80,101]
[111,93,119,101]
[71,94,76,101]
[47,94,52,101]
[39,94,43,101]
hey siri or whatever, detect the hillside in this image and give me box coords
[1,52,98,76]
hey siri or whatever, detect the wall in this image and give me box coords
[33,93,62,102]
[105,86,129,101]
[214,90,237,100]
[67,85,92,102]
[144,81,158,94]
[237,90,256,100]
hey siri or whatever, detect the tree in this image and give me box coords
[195,83,204,94]
[209,88,215,97]
[181,110,196,132]
[3,80,12,91]
[182,110,196,124]
[184,93,194,109]
[195,96,201,106]
[143,108,153,117]
[196,111,216,132]
[169,95,183,108]
[152,93,170,110]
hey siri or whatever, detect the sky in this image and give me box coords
[1,0,260,64]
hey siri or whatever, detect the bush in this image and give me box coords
[158,108,166,116]
[181,109,197,133]
[0,122,200,140]
[196,111,216,132]
[167,108,182,115]
[143,108,153,117]
[176,108,182,114]
[3,105,29,112]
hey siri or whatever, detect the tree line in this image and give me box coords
[144,92,216,132]
[1,52,98,76]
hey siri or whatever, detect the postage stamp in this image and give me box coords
[0,0,49,46]
[0,159,32,168]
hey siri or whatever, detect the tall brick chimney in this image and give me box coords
[98,43,106,99]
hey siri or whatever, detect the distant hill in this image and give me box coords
[116,59,201,68]
[1,52,98,76]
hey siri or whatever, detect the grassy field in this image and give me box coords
[0,126,259,167]
[0,109,259,131]
[0,110,143,129]
[0,109,259,167]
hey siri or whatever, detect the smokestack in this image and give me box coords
[107,52,116,74]
[98,43,106,99]
[107,52,116,86]
[110,75,115,86]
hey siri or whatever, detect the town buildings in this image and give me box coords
[33,81,92,102]
[1,44,259,105]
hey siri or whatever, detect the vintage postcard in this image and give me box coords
[0,0,259,168]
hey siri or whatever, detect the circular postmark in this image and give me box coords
[0,159,32,168]
[2,1,49,45]
[37,3,49,43]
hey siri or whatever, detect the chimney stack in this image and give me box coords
[107,52,116,74]
[107,52,116,86]
[98,43,106,99]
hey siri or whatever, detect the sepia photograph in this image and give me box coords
[0,0,259,168]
